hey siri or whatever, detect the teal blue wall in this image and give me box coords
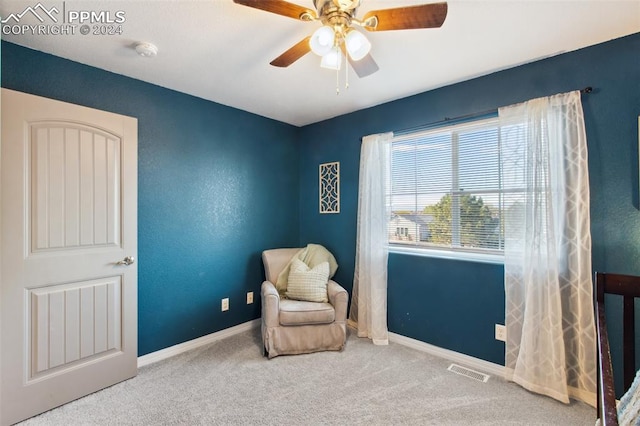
[298,33,640,377]
[3,33,640,394]
[1,41,300,356]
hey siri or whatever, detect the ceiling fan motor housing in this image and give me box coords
[314,0,360,12]
[314,0,356,28]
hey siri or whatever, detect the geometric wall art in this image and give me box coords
[319,161,340,214]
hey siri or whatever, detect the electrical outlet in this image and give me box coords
[246,292,254,304]
[495,324,506,342]
[221,298,229,312]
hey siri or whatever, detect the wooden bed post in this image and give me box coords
[595,272,619,426]
[595,272,640,425]
[623,294,636,391]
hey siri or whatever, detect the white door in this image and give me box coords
[0,89,138,425]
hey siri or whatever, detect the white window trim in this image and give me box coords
[389,244,504,265]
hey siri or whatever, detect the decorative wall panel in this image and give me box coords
[319,161,340,214]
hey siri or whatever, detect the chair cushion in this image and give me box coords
[279,299,335,326]
[285,259,329,303]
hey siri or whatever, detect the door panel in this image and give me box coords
[1,89,138,425]
[30,123,122,252]
[29,276,122,379]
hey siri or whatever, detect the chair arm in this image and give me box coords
[327,280,348,323]
[261,280,280,328]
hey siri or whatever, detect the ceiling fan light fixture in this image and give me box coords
[345,29,371,61]
[310,26,335,56]
[234,0,450,85]
[320,47,343,70]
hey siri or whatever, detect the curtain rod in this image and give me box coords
[394,86,593,136]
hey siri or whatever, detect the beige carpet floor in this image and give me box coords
[21,327,594,425]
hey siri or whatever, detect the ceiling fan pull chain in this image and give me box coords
[345,58,349,90]
[336,66,340,95]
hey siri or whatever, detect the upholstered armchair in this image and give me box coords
[261,248,348,358]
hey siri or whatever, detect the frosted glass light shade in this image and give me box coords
[320,47,342,70]
[345,30,371,61]
[310,26,335,56]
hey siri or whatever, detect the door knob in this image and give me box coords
[116,256,135,266]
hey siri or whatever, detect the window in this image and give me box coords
[388,116,518,258]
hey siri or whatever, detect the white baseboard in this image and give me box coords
[388,332,506,378]
[137,319,261,368]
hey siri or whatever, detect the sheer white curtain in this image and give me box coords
[349,132,393,345]
[500,91,596,404]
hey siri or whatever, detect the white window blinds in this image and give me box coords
[388,116,507,254]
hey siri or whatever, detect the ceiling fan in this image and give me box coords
[233,0,448,78]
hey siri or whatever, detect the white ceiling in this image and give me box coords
[2,0,639,126]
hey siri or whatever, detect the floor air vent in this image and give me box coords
[447,363,490,383]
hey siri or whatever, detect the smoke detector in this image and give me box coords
[134,42,158,58]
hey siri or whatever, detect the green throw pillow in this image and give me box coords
[285,258,329,303]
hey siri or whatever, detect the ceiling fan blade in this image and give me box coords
[362,2,448,31]
[270,36,312,67]
[348,53,379,78]
[233,0,315,20]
